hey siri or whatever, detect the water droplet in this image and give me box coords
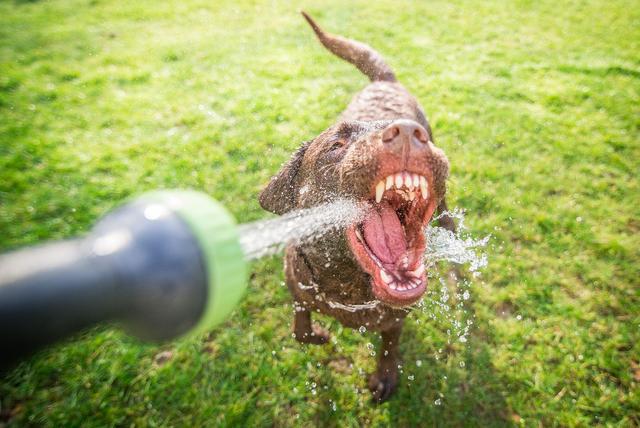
[358,326,366,334]
[434,398,442,405]
[416,360,422,367]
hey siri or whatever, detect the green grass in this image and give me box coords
[1,0,639,426]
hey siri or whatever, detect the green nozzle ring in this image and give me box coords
[141,190,247,337]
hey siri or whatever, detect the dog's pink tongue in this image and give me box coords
[363,202,407,264]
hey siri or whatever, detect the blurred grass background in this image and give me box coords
[0,0,638,426]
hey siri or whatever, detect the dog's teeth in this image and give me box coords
[409,264,425,277]
[355,228,363,241]
[380,270,393,284]
[409,191,416,201]
[375,180,385,203]
[385,175,393,190]
[394,173,403,189]
[390,282,397,290]
[420,176,429,200]
[412,174,420,188]
[404,172,413,189]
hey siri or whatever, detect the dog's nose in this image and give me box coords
[381,119,429,147]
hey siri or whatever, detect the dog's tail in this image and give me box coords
[301,11,397,83]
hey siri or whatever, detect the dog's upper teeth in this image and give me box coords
[385,175,394,190]
[420,176,429,200]
[394,173,403,189]
[375,172,430,203]
[404,172,413,190]
[375,180,385,203]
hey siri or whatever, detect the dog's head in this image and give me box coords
[260,119,449,307]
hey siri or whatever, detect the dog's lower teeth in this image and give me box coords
[409,265,425,277]
[380,270,393,284]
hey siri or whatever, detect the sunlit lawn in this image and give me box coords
[1,0,638,426]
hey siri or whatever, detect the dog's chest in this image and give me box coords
[284,246,408,331]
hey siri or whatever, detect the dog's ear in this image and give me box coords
[259,141,310,215]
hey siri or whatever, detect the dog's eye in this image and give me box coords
[329,140,346,151]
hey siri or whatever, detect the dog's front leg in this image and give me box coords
[369,322,403,402]
[292,306,329,345]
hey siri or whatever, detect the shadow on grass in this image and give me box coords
[309,335,514,427]
[310,299,515,427]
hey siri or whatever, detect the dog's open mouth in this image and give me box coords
[347,171,438,307]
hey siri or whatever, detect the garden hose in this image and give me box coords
[0,190,247,370]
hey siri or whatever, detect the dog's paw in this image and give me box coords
[295,324,330,345]
[368,370,398,403]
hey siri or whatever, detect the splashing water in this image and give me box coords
[239,198,489,346]
[242,199,490,408]
[238,199,488,274]
[425,208,489,272]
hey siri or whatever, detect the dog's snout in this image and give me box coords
[381,119,429,147]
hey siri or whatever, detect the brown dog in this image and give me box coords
[259,12,452,402]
